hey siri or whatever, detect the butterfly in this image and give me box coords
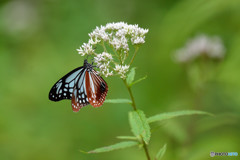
[49,59,108,112]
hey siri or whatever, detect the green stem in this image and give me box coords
[123,79,137,111]
[111,47,123,65]
[141,136,151,160]
[122,79,151,160]
[129,47,139,66]
[101,41,107,52]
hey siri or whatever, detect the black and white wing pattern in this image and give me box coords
[49,67,83,101]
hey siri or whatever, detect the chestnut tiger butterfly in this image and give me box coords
[49,59,108,112]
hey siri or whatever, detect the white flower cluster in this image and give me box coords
[76,22,149,79]
[76,43,94,56]
[88,22,148,52]
[175,34,225,63]
[114,65,130,79]
[94,52,113,77]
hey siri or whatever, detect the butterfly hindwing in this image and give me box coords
[85,70,108,107]
[49,67,83,101]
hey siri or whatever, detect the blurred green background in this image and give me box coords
[1,0,240,159]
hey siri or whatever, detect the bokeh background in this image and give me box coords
[1,0,240,159]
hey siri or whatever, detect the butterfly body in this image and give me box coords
[49,59,108,112]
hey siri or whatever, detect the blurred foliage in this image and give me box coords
[0,0,240,159]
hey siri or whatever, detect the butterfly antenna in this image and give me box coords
[89,58,98,68]
[91,58,94,65]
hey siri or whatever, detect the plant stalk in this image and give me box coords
[123,79,151,160]
[129,47,139,66]
[141,136,151,160]
[123,80,137,111]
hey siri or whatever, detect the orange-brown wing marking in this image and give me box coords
[71,91,81,112]
[85,70,108,107]
[71,87,89,112]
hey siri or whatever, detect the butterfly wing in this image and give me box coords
[49,61,108,111]
[49,67,83,101]
[71,69,90,112]
[85,69,108,107]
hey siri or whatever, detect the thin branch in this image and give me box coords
[129,47,139,66]
[123,79,137,111]
[141,136,151,160]
[101,41,107,52]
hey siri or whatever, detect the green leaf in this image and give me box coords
[155,144,167,160]
[129,110,151,144]
[105,99,132,104]
[148,110,213,123]
[116,136,138,140]
[126,67,136,86]
[129,75,147,87]
[86,141,138,153]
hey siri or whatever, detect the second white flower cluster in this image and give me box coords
[175,34,225,63]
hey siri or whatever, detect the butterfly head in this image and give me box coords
[83,59,93,72]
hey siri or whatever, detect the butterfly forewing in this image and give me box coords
[85,70,108,107]
[49,67,83,101]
